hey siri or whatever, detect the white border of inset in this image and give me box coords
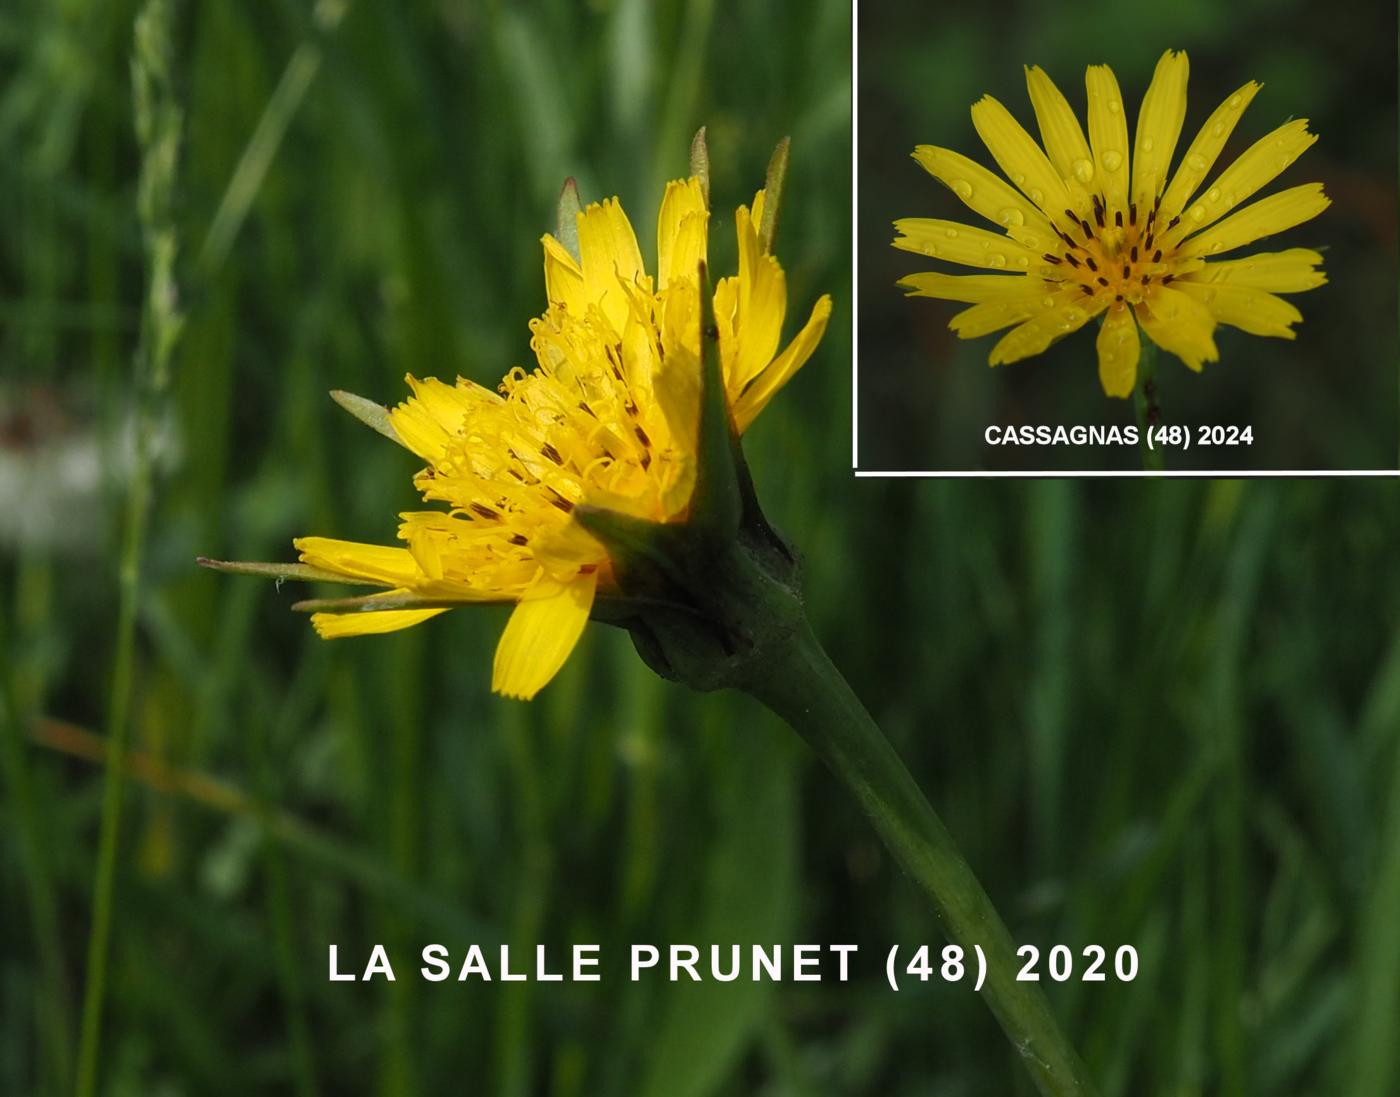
[847,15,1399,480]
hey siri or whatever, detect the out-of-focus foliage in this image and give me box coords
[3,3,1400,1097]
[860,0,1397,470]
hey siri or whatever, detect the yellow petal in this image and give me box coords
[729,204,786,389]
[311,604,448,638]
[1158,81,1261,222]
[577,198,646,334]
[1095,303,1140,398]
[949,298,1040,338]
[910,145,1059,253]
[1182,248,1326,293]
[1175,281,1303,338]
[1132,50,1190,208]
[732,294,833,433]
[1025,65,1094,185]
[988,292,1106,366]
[657,177,708,291]
[1173,119,1317,240]
[541,234,587,314]
[1177,183,1329,260]
[899,271,1051,304]
[295,537,423,586]
[491,572,598,700]
[1085,64,1131,213]
[1136,286,1219,371]
[970,95,1073,219]
[892,218,1040,271]
[389,375,500,463]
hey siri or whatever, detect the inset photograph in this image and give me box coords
[856,1,1398,472]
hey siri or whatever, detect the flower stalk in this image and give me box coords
[1134,337,1164,471]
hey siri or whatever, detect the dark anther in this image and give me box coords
[1115,210,1123,228]
[1043,253,1062,264]
[1065,207,1079,225]
[1121,263,1130,280]
[1094,204,1106,229]
[1131,246,1139,262]
[1129,202,1138,225]
[1085,256,1098,272]
[1079,218,1093,238]
[470,503,498,520]
[1115,293,1124,302]
[1167,216,1181,230]
[1097,276,1110,287]
[1152,249,1163,263]
[1162,274,1176,285]
[1066,254,1081,268]
[540,442,563,465]
[509,534,529,546]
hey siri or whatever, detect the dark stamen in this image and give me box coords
[1131,246,1139,262]
[540,442,563,465]
[1097,276,1110,287]
[1167,216,1181,230]
[1085,256,1098,272]
[1066,254,1081,268]
[1162,274,1176,285]
[1129,202,1138,225]
[1152,249,1163,263]
[1080,218,1094,238]
[1122,264,1130,279]
[1095,204,1106,229]
[1043,253,1062,264]
[1115,210,1123,228]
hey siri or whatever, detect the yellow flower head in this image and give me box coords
[894,50,1329,396]
[293,173,832,699]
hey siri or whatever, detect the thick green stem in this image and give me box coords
[747,616,1099,1097]
[1134,336,1164,472]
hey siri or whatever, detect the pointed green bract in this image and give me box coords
[688,260,742,545]
[196,557,379,585]
[690,126,711,207]
[758,136,789,254]
[330,390,402,445]
[557,176,583,262]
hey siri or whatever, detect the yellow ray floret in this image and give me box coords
[896,49,1328,396]
[292,175,832,699]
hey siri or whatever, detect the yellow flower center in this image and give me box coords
[1045,193,1183,308]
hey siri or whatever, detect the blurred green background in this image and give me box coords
[4,2,1400,1097]
[859,0,1398,471]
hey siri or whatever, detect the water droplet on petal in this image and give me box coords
[1143,137,1155,153]
[987,253,1007,268]
[1072,158,1095,184]
[1211,122,1225,138]
[951,178,973,199]
[1016,256,1030,268]
[1103,150,1123,172]
[1229,94,1242,108]
[999,207,1025,227]
[1209,242,1223,254]
[1042,296,1056,309]
[1108,99,1121,114]
[945,227,958,238]
[1029,187,1044,204]
[1189,204,1206,222]
[1012,172,1026,186]
[1207,187,1221,203]
[1188,153,1208,172]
